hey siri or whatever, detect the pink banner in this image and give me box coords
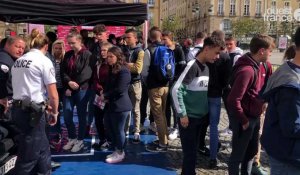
[28,24,45,34]
[57,25,126,51]
[57,25,81,51]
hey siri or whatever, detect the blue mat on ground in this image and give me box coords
[49,110,177,175]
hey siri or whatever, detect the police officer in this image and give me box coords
[11,33,59,175]
[0,36,25,117]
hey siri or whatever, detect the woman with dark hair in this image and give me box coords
[283,44,296,61]
[91,42,113,150]
[103,46,132,163]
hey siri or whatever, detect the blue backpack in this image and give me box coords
[153,45,175,81]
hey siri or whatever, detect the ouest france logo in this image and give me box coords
[263,7,300,22]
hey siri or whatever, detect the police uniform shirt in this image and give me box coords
[12,49,56,103]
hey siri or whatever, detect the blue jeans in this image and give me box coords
[208,97,221,160]
[269,156,300,175]
[63,89,90,140]
[87,89,96,126]
[104,111,130,151]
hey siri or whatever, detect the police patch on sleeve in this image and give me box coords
[0,64,9,73]
[50,67,55,77]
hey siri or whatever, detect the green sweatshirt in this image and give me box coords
[171,59,209,119]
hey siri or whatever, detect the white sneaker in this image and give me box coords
[106,151,117,159]
[168,129,179,140]
[105,151,125,163]
[149,122,157,133]
[219,127,233,137]
[125,131,129,138]
[71,140,84,152]
[63,138,77,150]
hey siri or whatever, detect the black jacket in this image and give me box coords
[104,66,132,113]
[62,49,92,91]
[207,52,231,97]
[0,49,15,99]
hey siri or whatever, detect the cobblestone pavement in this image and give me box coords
[166,107,270,175]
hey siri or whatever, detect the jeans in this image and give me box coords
[94,105,107,142]
[87,89,96,126]
[49,88,64,136]
[208,97,221,160]
[269,156,300,175]
[104,111,130,151]
[12,106,51,175]
[179,117,207,175]
[63,89,90,140]
[228,117,260,175]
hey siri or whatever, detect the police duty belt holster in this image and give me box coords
[21,98,46,127]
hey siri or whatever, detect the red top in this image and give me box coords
[92,60,110,94]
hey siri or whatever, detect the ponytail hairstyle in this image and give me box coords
[30,33,49,49]
[108,46,126,74]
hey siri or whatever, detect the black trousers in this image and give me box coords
[140,82,154,125]
[179,116,208,175]
[198,114,209,148]
[12,107,51,175]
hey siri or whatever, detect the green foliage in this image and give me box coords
[279,22,293,36]
[44,25,55,33]
[231,18,267,38]
[161,16,180,33]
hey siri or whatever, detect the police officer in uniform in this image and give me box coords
[11,33,59,175]
[0,36,25,117]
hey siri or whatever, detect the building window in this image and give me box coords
[284,1,290,9]
[270,0,276,14]
[230,0,236,15]
[218,0,224,15]
[148,0,154,6]
[244,0,250,16]
[256,0,262,16]
[223,19,231,31]
[133,0,140,3]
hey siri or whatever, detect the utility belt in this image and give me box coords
[12,99,47,127]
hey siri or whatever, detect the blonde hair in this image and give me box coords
[52,39,65,60]
[66,29,82,42]
[101,42,113,49]
[30,33,49,49]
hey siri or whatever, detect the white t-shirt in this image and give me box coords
[12,49,56,103]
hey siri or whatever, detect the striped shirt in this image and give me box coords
[55,60,63,88]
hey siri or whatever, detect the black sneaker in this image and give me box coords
[198,146,210,156]
[146,142,167,152]
[132,133,141,144]
[152,139,159,145]
[209,159,218,169]
[92,143,101,151]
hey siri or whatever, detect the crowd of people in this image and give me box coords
[0,23,299,175]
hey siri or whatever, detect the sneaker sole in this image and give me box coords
[105,157,124,164]
[70,145,84,152]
